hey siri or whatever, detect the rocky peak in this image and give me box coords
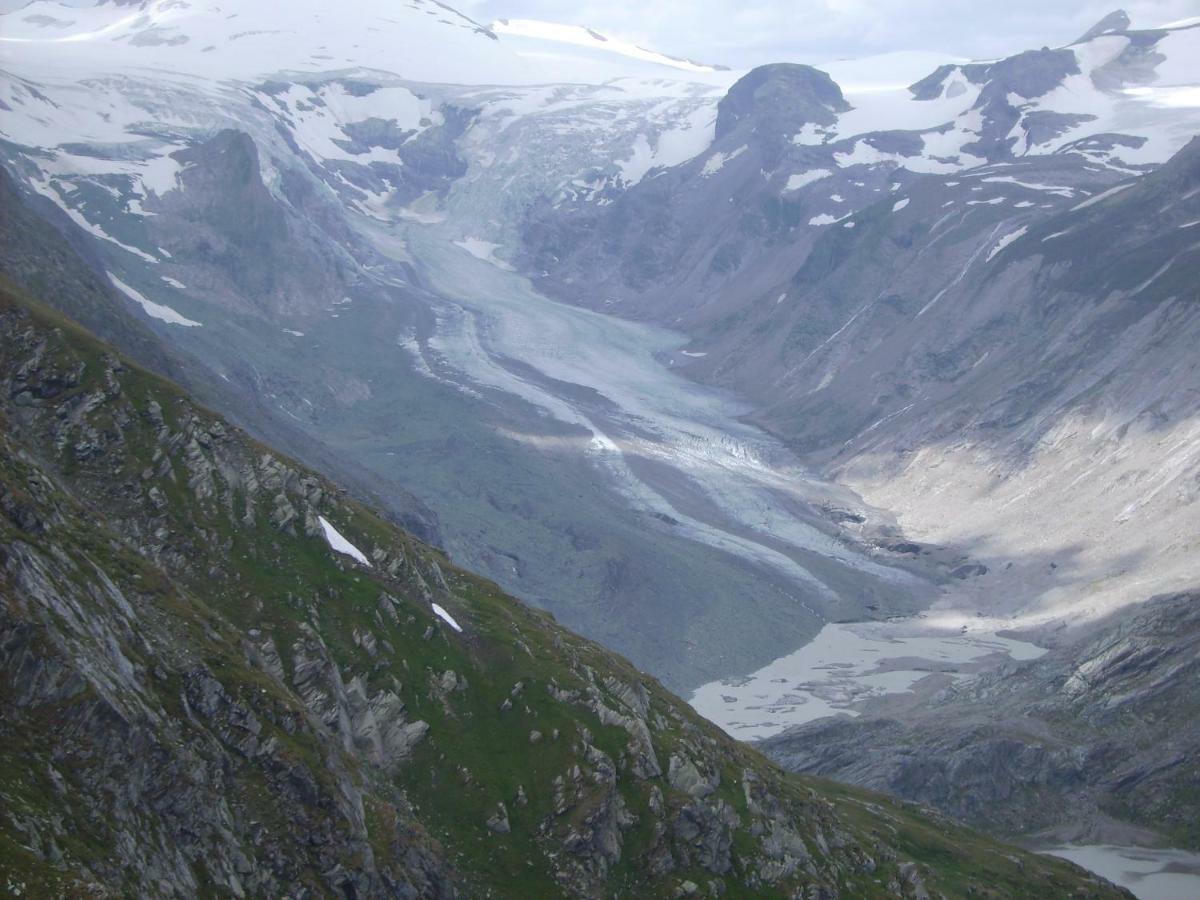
[953,48,1081,160]
[714,63,850,140]
[1154,134,1200,185]
[168,129,281,229]
[1076,9,1132,43]
[974,48,1080,103]
[149,127,347,316]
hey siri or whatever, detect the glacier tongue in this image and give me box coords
[3,0,1200,700]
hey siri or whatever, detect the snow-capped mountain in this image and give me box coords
[521,15,1200,324]
[2,0,1199,677]
[3,2,1200,870]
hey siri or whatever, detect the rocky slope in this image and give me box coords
[0,282,1130,897]
[0,46,935,693]
[509,13,1200,853]
[725,134,1200,641]
[5,7,1197,701]
[2,0,1199,867]
[760,592,1200,852]
[695,118,1200,858]
[517,30,1200,679]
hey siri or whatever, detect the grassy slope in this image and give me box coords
[0,279,1127,898]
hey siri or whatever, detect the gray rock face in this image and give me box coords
[1076,10,1132,43]
[957,49,1081,161]
[715,64,850,143]
[760,592,1200,850]
[519,61,893,328]
[151,129,349,318]
[521,18,1192,332]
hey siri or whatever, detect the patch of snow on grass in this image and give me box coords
[431,603,463,632]
[892,197,910,212]
[318,516,370,566]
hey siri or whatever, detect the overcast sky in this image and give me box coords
[462,1,1200,66]
[2,1,1197,67]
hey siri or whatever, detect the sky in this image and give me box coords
[460,0,1200,67]
[1,1,1197,67]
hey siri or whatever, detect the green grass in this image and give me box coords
[0,279,1133,897]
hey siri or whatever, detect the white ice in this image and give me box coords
[690,620,1046,741]
[454,238,515,271]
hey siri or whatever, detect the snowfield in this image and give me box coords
[318,516,371,566]
[108,273,201,327]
